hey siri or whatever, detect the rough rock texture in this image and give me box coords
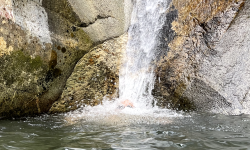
[2,0,249,116]
[198,0,250,114]
[0,0,131,117]
[65,0,132,42]
[50,0,250,114]
[49,34,128,113]
[153,0,248,114]
[0,0,93,117]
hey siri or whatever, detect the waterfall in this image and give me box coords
[119,0,170,107]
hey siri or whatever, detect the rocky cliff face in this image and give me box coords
[0,0,132,117]
[1,0,250,116]
[48,0,250,115]
[154,0,249,114]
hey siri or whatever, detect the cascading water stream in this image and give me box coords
[64,0,182,125]
[64,0,181,125]
[119,0,170,107]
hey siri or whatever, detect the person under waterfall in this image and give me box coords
[117,99,134,109]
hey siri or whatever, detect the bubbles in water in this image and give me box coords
[65,100,183,126]
[64,0,178,125]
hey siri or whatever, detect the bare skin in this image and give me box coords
[120,99,134,108]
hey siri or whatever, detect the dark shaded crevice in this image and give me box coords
[42,0,82,26]
[199,0,245,51]
[225,1,245,32]
[199,22,208,32]
[156,7,178,60]
[77,15,113,28]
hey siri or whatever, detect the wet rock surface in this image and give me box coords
[49,34,128,113]
[0,0,131,117]
[154,0,249,114]
[1,0,250,116]
[0,0,94,117]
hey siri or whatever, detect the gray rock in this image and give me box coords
[154,0,249,114]
[0,0,131,117]
[68,0,133,42]
[198,0,250,114]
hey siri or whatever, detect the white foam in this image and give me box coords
[65,0,177,125]
[65,100,183,126]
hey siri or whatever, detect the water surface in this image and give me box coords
[1,107,250,150]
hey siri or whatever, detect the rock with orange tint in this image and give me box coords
[0,0,13,21]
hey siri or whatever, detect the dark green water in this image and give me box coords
[1,111,250,150]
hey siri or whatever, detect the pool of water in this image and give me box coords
[1,104,250,150]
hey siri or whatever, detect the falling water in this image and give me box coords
[119,0,170,107]
[62,0,181,128]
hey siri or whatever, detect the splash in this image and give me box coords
[64,0,181,125]
[119,0,170,108]
[65,100,182,126]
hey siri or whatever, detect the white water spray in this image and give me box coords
[119,0,170,107]
[64,0,183,125]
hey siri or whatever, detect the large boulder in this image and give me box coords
[49,34,128,113]
[0,0,132,117]
[153,0,249,114]
[67,0,133,42]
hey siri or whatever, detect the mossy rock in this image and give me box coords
[0,50,49,117]
[0,1,94,117]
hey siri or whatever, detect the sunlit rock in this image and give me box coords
[1,0,249,117]
[154,0,249,114]
[49,34,128,113]
[0,0,131,117]
[68,0,133,42]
